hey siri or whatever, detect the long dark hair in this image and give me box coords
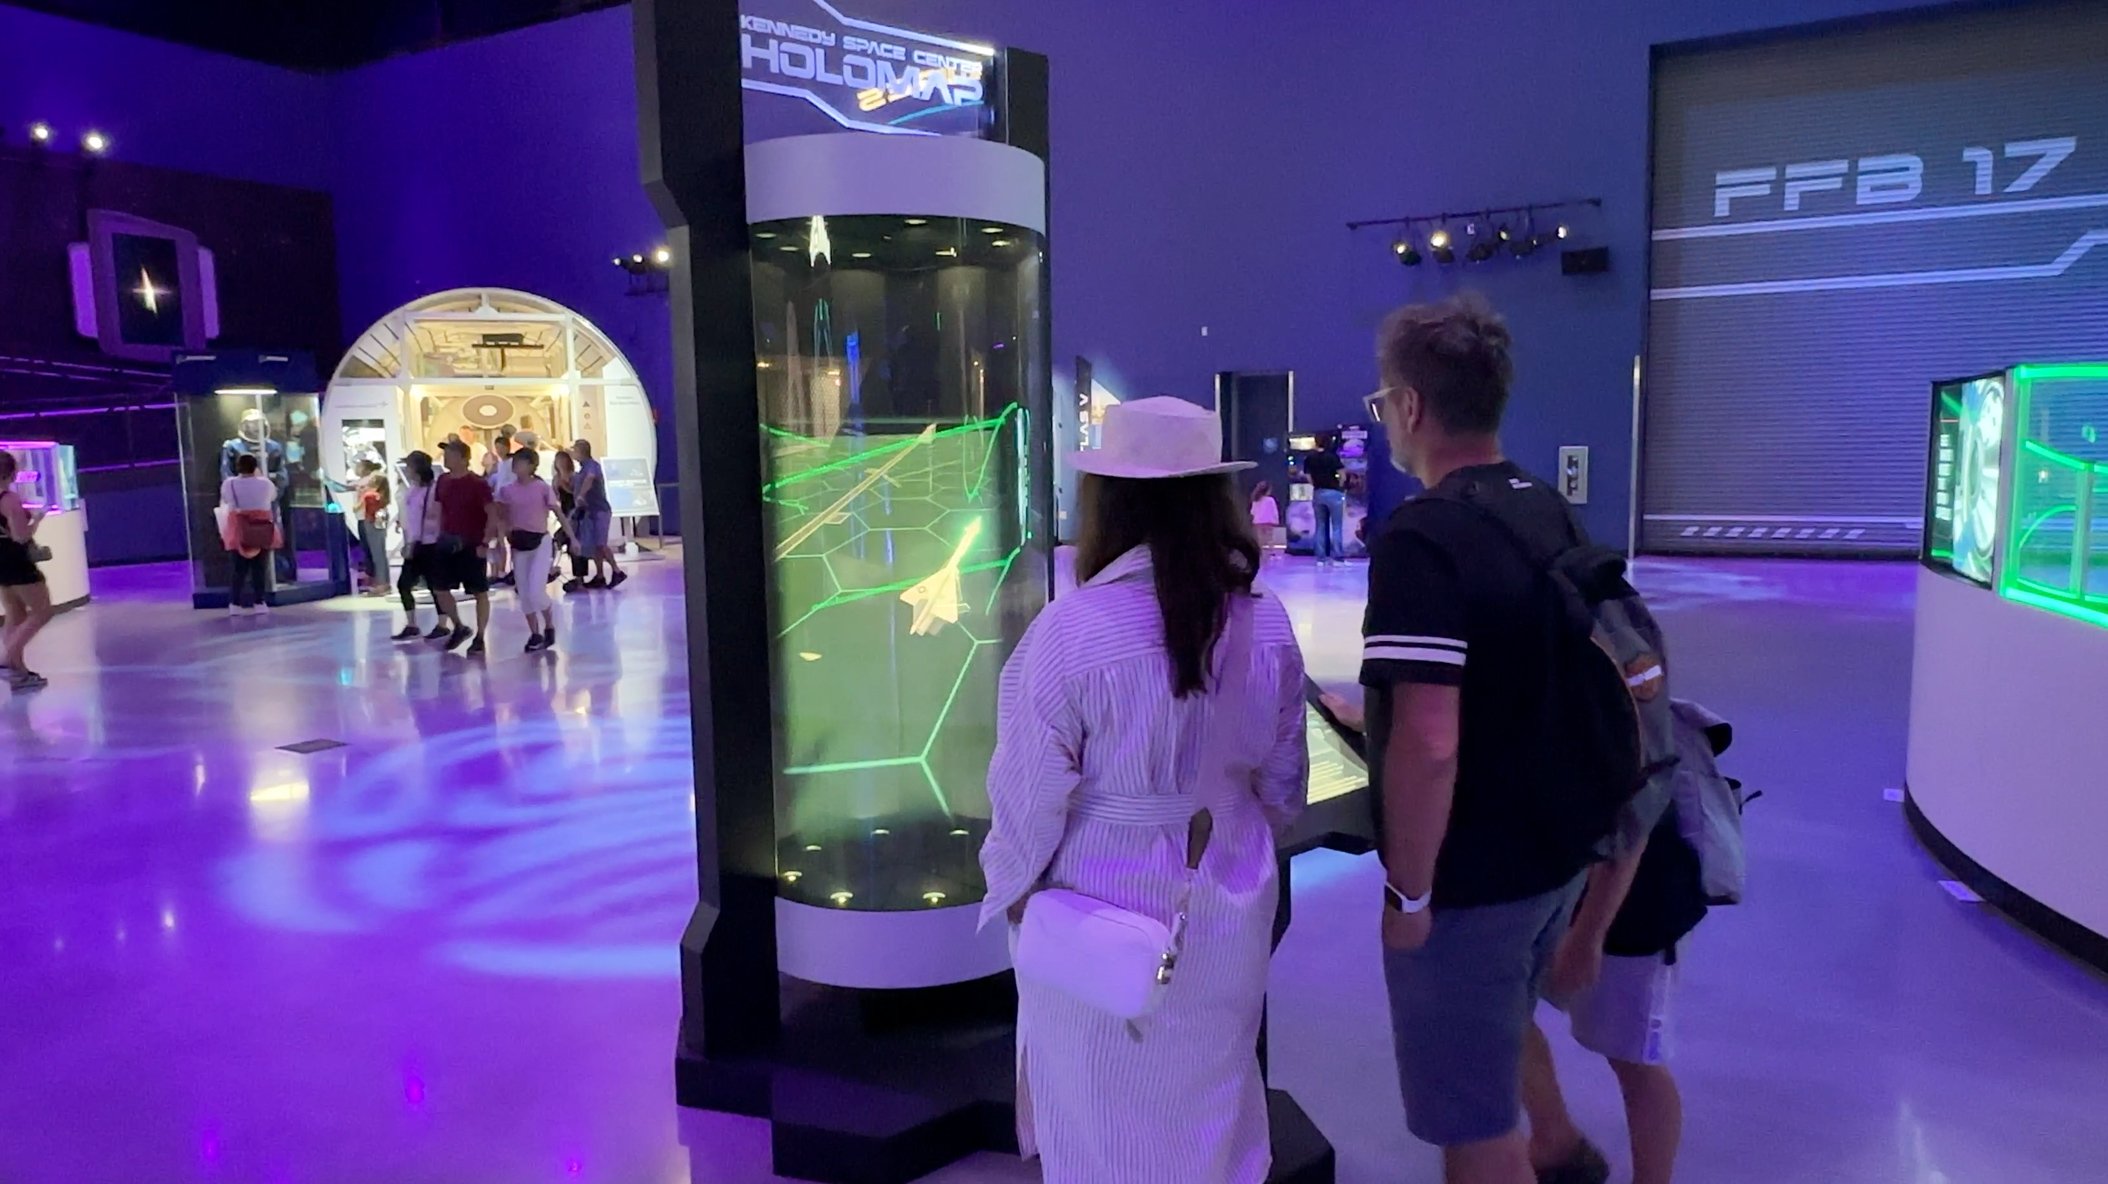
[404,450,435,485]
[1074,473,1260,698]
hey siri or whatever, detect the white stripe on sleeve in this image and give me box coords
[1362,645,1467,666]
[1364,634,1467,652]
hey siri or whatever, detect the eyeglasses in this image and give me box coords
[1364,388,1393,424]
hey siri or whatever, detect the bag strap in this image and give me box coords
[1165,589,1259,954]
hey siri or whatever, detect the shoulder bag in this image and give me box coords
[1012,590,1257,1021]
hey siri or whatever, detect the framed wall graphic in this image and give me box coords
[72,210,220,363]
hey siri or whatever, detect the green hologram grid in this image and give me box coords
[766,407,1025,845]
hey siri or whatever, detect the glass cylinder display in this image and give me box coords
[747,134,1049,989]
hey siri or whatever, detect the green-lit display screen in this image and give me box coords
[752,214,1047,911]
[1924,373,2005,586]
[1998,364,2108,628]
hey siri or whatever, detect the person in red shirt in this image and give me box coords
[430,440,496,655]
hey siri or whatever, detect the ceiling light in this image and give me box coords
[631,253,644,264]
[904,217,929,226]
[779,244,798,252]
[28,122,53,144]
[851,251,873,259]
[980,226,1004,234]
[1428,228,1451,250]
[1393,238,1421,267]
[651,247,672,266]
[936,246,958,257]
[1496,224,1513,243]
[990,239,1013,247]
[1428,228,1454,264]
[754,231,778,239]
[81,130,110,155]
[1557,223,1571,239]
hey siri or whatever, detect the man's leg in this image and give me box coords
[1610,1059,1681,1184]
[1386,885,1583,1184]
[430,586,461,627]
[1522,1022,1589,1171]
[472,591,491,636]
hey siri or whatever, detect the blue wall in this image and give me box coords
[3,0,1974,545]
[0,5,334,190]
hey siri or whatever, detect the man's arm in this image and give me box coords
[1548,835,1649,999]
[1380,682,1460,901]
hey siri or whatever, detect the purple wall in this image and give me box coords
[327,8,674,489]
[4,0,1975,543]
[0,5,333,190]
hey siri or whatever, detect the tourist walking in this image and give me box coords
[496,448,561,653]
[0,451,54,692]
[567,439,625,590]
[981,397,1309,1184]
[393,450,446,642]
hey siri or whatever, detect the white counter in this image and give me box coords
[34,508,90,610]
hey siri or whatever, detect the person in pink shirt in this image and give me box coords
[495,448,562,653]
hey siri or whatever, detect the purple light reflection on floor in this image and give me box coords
[0,551,2103,1184]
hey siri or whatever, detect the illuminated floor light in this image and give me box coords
[782,870,802,883]
[829,890,854,906]
[922,891,947,906]
[804,843,823,852]
[949,828,970,837]
[798,651,822,661]
[872,828,890,836]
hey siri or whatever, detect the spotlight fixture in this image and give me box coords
[1508,215,1539,257]
[1393,237,1421,267]
[1464,233,1499,264]
[651,246,672,266]
[28,121,53,145]
[1428,227,1454,264]
[1557,223,1571,239]
[81,129,110,155]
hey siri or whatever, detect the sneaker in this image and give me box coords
[1537,1140,1610,1184]
[563,578,583,594]
[495,574,516,588]
[543,625,557,648]
[445,625,473,653]
[425,622,455,642]
[7,670,47,693]
[392,625,421,642]
[229,605,246,617]
[255,604,271,616]
[608,571,628,589]
[465,634,486,657]
[525,634,548,654]
[584,576,608,590]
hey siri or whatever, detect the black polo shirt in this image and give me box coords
[1359,461,1590,908]
[1305,450,1344,491]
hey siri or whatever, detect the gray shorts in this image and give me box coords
[1557,945,1680,1066]
[1383,876,1583,1146]
[572,510,612,551]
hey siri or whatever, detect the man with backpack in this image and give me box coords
[1361,294,1668,1184]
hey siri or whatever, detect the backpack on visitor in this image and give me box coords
[1667,698,1750,905]
[1431,479,1678,871]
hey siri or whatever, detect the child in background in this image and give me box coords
[1249,481,1284,564]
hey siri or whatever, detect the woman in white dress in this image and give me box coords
[980,397,1310,1184]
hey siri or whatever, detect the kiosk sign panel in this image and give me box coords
[739,0,995,137]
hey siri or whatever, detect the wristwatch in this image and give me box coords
[1384,882,1432,914]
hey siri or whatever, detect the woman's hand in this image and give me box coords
[1320,692,1365,732]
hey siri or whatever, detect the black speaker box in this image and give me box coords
[1561,247,1611,275]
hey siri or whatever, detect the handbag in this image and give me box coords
[236,510,278,552]
[1012,590,1256,1022]
[507,529,547,552]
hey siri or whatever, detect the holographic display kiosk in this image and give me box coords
[639,3,1330,1179]
[1909,363,2108,971]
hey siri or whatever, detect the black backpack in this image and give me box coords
[1428,475,1678,869]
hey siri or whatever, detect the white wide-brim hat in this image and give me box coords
[1069,396,1255,480]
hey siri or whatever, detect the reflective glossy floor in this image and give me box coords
[2,553,2104,1183]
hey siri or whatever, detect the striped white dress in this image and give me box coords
[979,546,1310,1184]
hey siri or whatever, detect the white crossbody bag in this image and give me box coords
[1011,592,1255,1022]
